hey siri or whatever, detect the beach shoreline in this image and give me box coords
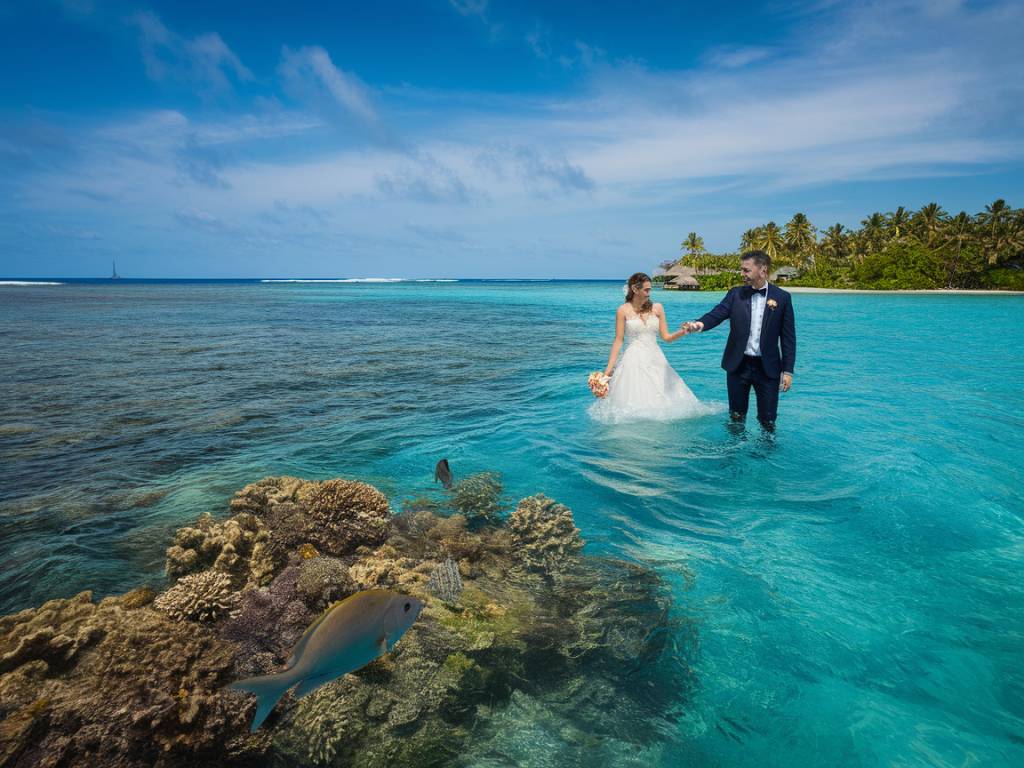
[784,287,1024,295]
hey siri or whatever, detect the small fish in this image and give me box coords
[434,458,453,489]
[227,589,424,731]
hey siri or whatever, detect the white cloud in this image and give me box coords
[448,0,502,38]
[278,46,379,128]
[703,46,773,69]
[127,11,252,93]
[449,0,488,18]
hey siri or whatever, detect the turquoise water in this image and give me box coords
[1,280,1022,766]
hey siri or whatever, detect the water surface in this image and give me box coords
[1,279,1022,767]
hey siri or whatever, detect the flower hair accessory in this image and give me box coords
[622,283,629,298]
[587,371,610,398]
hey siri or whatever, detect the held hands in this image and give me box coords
[678,321,703,334]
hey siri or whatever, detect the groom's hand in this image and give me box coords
[683,321,703,333]
[781,373,793,392]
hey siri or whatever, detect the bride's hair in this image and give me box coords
[625,272,653,314]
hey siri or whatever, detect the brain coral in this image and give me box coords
[305,479,391,556]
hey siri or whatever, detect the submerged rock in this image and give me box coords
[0,476,692,768]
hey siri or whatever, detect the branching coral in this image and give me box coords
[153,570,240,623]
[164,511,277,588]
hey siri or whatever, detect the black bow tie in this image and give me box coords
[751,286,767,297]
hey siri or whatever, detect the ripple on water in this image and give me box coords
[0,283,1022,766]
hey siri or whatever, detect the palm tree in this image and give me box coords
[784,213,816,271]
[849,230,871,265]
[1006,210,1024,262]
[912,203,946,246]
[1004,218,1024,262]
[681,232,706,259]
[820,223,849,265]
[740,227,763,254]
[755,222,784,261]
[942,211,974,288]
[887,206,911,241]
[860,212,887,256]
[981,199,1011,265]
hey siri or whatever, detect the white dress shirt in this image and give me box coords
[745,282,769,356]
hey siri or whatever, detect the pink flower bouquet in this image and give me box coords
[587,371,610,398]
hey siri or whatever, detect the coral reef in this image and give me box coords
[305,479,391,555]
[219,566,313,679]
[0,476,691,768]
[426,558,463,604]
[444,472,507,527]
[164,512,276,588]
[153,571,240,623]
[507,494,584,574]
[0,589,263,768]
[295,557,354,611]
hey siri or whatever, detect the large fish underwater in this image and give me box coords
[228,589,424,731]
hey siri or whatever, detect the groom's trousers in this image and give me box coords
[727,355,780,426]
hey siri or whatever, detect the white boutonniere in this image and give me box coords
[767,298,778,310]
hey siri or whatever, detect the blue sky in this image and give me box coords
[1,0,1022,278]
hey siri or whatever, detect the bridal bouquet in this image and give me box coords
[588,371,610,398]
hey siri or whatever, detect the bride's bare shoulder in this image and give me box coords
[652,302,665,314]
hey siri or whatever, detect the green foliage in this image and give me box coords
[982,267,1024,290]
[852,242,945,289]
[696,272,742,291]
[786,264,852,289]
[678,199,1023,290]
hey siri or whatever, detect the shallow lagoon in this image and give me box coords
[1,280,1022,766]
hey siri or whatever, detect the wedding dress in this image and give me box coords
[590,313,718,424]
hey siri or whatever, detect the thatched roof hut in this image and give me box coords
[662,263,700,290]
[771,266,799,282]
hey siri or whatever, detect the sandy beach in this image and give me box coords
[785,287,1024,295]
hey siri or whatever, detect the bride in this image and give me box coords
[590,272,717,423]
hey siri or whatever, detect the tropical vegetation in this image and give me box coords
[669,200,1024,290]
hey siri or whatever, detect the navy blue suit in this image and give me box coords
[698,284,796,425]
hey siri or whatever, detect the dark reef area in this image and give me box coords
[0,474,696,767]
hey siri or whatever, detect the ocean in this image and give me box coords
[1,278,1022,766]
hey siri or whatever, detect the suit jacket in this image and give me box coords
[697,283,796,378]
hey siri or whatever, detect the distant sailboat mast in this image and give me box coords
[111,260,120,280]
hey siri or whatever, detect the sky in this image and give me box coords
[1,0,1022,279]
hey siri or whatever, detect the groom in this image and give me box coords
[681,251,796,430]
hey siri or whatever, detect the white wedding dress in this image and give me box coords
[590,314,718,424]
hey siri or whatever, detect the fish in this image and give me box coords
[434,458,453,489]
[227,589,424,731]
